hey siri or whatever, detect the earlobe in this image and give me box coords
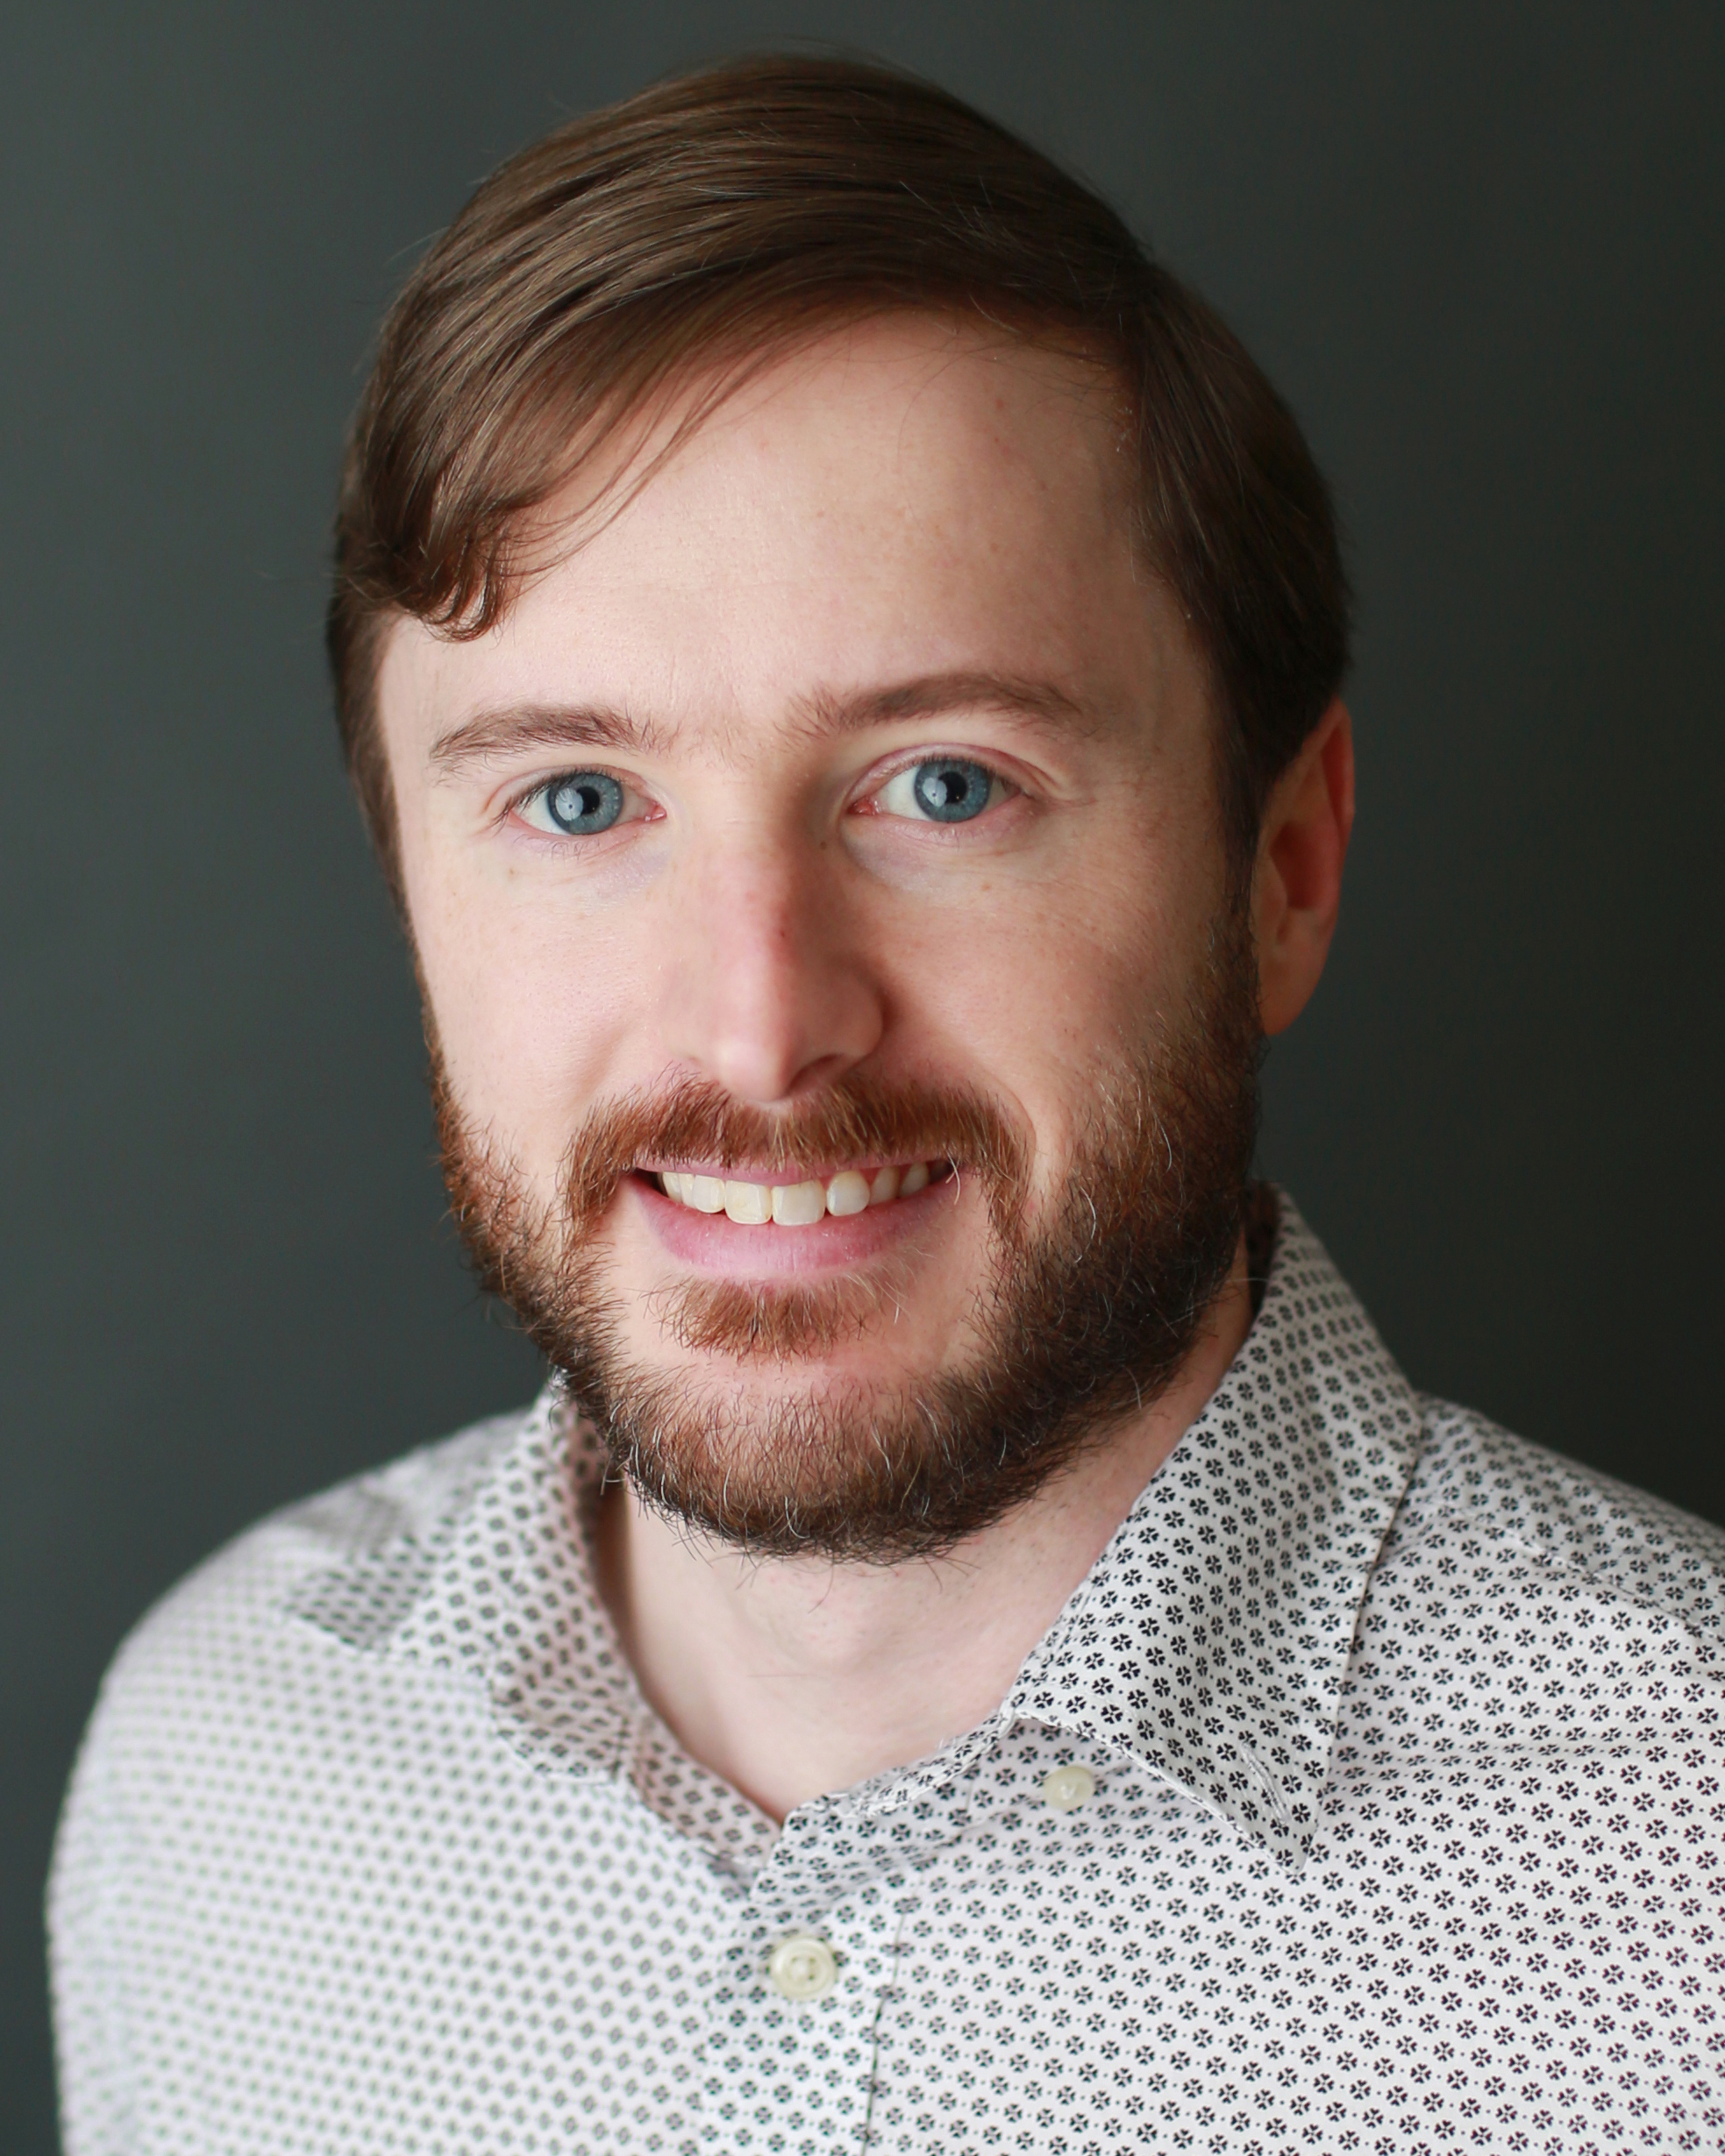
[1254,700,1354,1037]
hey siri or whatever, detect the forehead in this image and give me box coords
[379,315,1183,744]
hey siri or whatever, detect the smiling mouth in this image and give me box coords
[650,1159,949,1226]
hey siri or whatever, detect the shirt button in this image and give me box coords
[1041,1762,1096,1812]
[766,1932,839,2002]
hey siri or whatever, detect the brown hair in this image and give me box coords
[329,53,1348,896]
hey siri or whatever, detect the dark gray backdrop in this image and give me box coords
[4,4,1721,2143]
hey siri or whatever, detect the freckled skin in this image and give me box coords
[376,314,1352,1816]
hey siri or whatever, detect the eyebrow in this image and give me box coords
[428,670,1094,777]
[790,671,1094,742]
[429,703,671,776]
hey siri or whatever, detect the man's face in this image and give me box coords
[377,316,1258,1555]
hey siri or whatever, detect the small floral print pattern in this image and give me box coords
[49,1194,1725,2154]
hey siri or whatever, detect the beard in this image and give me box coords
[433,905,1262,1563]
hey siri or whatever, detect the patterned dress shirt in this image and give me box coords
[49,1195,1725,2154]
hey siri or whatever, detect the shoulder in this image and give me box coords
[1393,1398,1725,1638]
[1355,1398,1725,1710]
[47,1405,540,2134]
[69,1405,533,1761]
[1333,1399,1725,1788]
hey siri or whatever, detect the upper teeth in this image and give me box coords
[659,1161,932,1225]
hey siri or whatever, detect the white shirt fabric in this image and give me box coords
[49,1195,1725,2154]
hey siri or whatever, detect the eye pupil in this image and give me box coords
[546,772,624,834]
[912,759,992,823]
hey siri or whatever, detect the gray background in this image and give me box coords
[4,3,1721,2142]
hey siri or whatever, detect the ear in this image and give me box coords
[1253,699,1354,1036]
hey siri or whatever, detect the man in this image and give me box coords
[50,55,1724,2156]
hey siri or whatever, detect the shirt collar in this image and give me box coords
[292,1189,1421,1870]
[1000,1189,1422,1865]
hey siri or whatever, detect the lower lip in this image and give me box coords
[632,1171,955,1275]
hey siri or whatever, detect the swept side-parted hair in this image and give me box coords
[328,53,1349,896]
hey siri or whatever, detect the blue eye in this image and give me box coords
[909,758,995,822]
[543,772,624,834]
[875,758,1001,824]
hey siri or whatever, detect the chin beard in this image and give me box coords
[433,909,1262,1564]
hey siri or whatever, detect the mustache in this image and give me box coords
[554,1071,1030,1240]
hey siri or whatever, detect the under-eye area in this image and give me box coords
[653,1159,944,1225]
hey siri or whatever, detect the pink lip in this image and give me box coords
[632,1171,956,1276]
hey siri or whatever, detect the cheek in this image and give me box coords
[921,812,1212,1047]
[882,843,1213,1185]
[408,858,642,1172]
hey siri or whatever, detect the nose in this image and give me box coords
[661,829,885,1106]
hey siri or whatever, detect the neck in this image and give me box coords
[594,1234,1253,1822]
